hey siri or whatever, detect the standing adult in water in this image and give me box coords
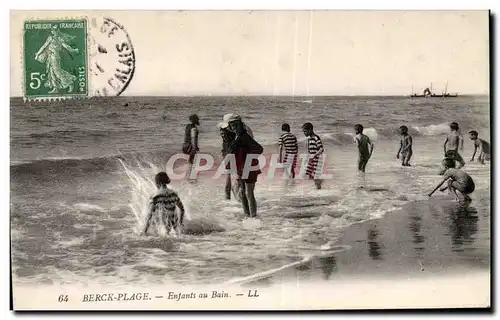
[182,114,200,179]
[217,121,237,200]
[219,113,253,200]
[224,114,263,218]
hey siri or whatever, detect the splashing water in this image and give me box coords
[118,158,159,235]
[117,157,220,239]
[117,157,195,237]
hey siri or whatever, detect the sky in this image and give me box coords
[10,10,489,96]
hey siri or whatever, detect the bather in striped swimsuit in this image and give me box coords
[305,134,324,179]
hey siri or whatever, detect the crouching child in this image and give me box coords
[428,157,475,202]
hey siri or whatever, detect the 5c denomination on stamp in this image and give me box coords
[23,19,88,100]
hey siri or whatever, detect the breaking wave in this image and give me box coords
[10,121,488,176]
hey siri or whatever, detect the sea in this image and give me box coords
[10,95,491,287]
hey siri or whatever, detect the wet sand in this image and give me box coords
[12,195,491,310]
[230,194,491,309]
[314,196,490,279]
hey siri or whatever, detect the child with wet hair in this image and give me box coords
[142,172,185,236]
[438,151,456,175]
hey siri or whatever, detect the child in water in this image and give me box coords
[429,157,475,202]
[278,123,299,179]
[396,125,413,166]
[469,130,491,164]
[302,122,325,189]
[354,124,374,173]
[141,172,185,236]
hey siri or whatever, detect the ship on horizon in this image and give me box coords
[410,82,458,98]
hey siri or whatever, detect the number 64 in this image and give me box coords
[29,72,46,90]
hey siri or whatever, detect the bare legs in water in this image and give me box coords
[238,181,257,218]
[440,180,472,202]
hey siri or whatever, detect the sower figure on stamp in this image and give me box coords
[34,26,79,94]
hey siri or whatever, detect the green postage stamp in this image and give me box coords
[23,19,88,99]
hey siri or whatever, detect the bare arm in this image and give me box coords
[428,177,449,197]
[471,142,478,161]
[397,139,402,157]
[191,127,198,151]
[278,136,283,163]
[176,198,185,226]
[368,137,374,157]
[459,134,464,151]
[478,141,484,155]
[246,126,254,138]
[443,137,448,154]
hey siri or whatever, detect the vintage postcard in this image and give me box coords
[10,10,491,310]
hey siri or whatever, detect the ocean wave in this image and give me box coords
[412,123,451,136]
[10,152,164,176]
[290,124,433,147]
[12,127,153,143]
[312,122,488,146]
[10,120,489,175]
[73,203,106,212]
[25,129,111,140]
[10,147,225,177]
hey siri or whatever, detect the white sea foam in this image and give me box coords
[363,127,379,141]
[413,122,450,136]
[73,203,106,212]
